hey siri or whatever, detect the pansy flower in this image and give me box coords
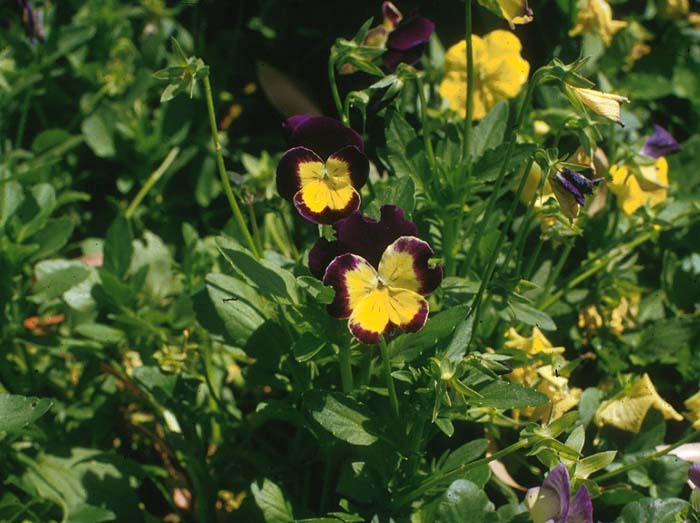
[382,7,435,72]
[309,204,418,279]
[525,464,593,523]
[440,31,530,120]
[608,157,669,215]
[641,125,681,159]
[569,0,627,47]
[476,0,534,28]
[323,235,442,345]
[277,116,369,224]
[550,168,603,222]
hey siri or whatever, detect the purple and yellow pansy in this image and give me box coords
[276,116,369,225]
[323,235,442,345]
[525,464,594,523]
[550,167,603,222]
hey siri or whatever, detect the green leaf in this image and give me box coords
[576,451,617,479]
[385,108,428,188]
[443,314,474,364]
[578,387,603,427]
[436,479,492,523]
[472,381,548,409]
[0,394,52,433]
[202,273,266,343]
[217,236,299,305]
[82,112,116,158]
[103,216,133,277]
[28,217,75,261]
[614,498,688,523]
[441,439,488,473]
[473,143,536,183]
[366,176,416,217]
[305,390,378,446]
[297,276,335,304]
[251,479,294,523]
[503,300,556,331]
[292,333,328,363]
[30,260,91,303]
[470,102,508,161]
[75,323,125,345]
[0,181,24,230]
[14,184,56,242]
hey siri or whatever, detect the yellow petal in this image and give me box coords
[573,87,629,124]
[684,392,700,429]
[569,0,627,46]
[595,373,683,432]
[504,327,565,356]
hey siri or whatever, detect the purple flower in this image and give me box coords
[276,116,369,225]
[550,168,603,222]
[641,125,681,159]
[383,12,435,72]
[525,464,593,523]
[17,0,45,44]
[308,204,419,278]
[690,464,700,490]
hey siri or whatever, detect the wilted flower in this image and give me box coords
[569,0,627,46]
[309,204,418,279]
[571,87,629,126]
[690,464,700,490]
[608,157,669,215]
[505,326,565,357]
[525,464,593,523]
[277,116,369,224]
[641,125,682,159]
[534,366,583,421]
[685,392,700,429]
[594,373,683,433]
[323,236,442,344]
[440,31,530,120]
[476,0,533,28]
[550,168,603,222]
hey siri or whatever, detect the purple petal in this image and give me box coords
[386,15,435,51]
[276,146,324,200]
[690,464,700,490]
[566,486,594,523]
[308,238,345,280]
[383,46,427,72]
[287,116,364,159]
[554,173,585,206]
[541,464,570,520]
[382,1,403,29]
[329,145,369,191]
[282,115,313,139]
[337,205,418,268]
[642,125,681,159]
[323,254,375,319]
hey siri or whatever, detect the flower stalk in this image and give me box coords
[203,75,261,258]
[379,335,400,418]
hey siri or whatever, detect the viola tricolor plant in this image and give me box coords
[2,0,700,522]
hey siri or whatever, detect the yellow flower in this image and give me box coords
[578,304,603,336]
[533,365,583,421]
[533,120,551,135]
[690,12,700,26]
[607,294,640,334]
[594,373,683,432]
[608,157,669,215]
[504,326,565,356]
[520,162,554,207]
[572,87,629,125]
[569,0,627,46]
[440,31,530,120]
[663,0,689,18]
[685,392,700,429]
[476,0,533,28]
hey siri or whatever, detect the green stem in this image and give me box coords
[392,438,529,508]
[594,427,700,483]
[379,336,399,418]
[328,52,347,125]
[203,75,260,258]
[536,236,575,307]
[462,71,541,274]
[125,147,180,219]
[338,343,354,394]
[247,198,264,255]
[540,230,655,310]
[416,76,437,175]
[463,0,474,166]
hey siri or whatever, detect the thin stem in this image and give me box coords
[203,75,260,258]
[247,197,264,255]
[392,438,529,508]
[416,76,437,175]
[125,147,180,219]
[536,236,575,307]
[462,71,541,274]
[338,343,354,394]
[328,52,347,125]
[540,230,655,310]
[463,0,474,166]
[594,427,700,483]
[379,336,399,418]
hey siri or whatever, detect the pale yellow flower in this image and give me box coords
[572,87,629,125]
[608,157,669,215]
[533,120,551,135]
[663,0,689,18]
[441,31,530,120]
[578,304,603,335]
[595,373,683,432]
[520,162,554,207]
[476,0,533,28]
[690,12,700,26]
[536,366,583,421]
[569,0,627,46]
[504,326,565,356]
[607,294,640,334]
[685,392,700,429]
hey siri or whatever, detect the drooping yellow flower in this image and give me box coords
[533,365,583,421]
[569,0,627,46]
[504,326,565,356]
[440,31,530,120]
[594,373,683,432]
[476,0,533,28]
[572,87,629,125]
[608,157,669,215]
[685,392,700,429]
